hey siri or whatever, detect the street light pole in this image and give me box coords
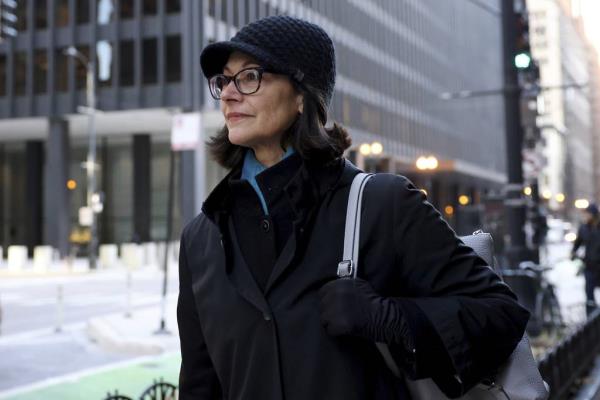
[65,46,98,269]
[501,0,529,267]
[86,58,98,270]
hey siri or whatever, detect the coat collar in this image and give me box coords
[201,156,362,304]
[201,155,358,227]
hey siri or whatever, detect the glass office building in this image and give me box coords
[0,0,507,254]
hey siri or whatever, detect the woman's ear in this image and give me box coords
[297,93,304,114]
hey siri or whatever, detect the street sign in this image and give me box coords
[79,206,93,226]
[171,112,202,151]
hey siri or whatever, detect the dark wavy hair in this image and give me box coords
[207,82,352,170]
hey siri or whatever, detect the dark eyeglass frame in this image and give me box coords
[208,67,267,100]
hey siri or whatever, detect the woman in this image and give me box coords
[178,15,529,400]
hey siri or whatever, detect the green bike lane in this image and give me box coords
[0,352,180,400]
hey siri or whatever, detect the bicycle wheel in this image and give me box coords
[540,289,563,338]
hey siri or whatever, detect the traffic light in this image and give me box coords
[514,12,532,70]
[0,0,18,40]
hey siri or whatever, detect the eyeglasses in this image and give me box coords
[208,67,266,100]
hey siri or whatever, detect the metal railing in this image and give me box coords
[103,379,177,400]
[538,308,600,400]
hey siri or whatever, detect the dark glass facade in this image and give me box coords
[0,0,507,247]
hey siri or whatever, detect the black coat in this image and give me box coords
[177,158,529,400]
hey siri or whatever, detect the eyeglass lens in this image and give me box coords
[210,68,262,99]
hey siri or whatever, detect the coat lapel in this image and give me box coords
[226,217,271,313]
[264,230,298,294]
[265,159,359,294]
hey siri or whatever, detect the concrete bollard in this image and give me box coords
[120,243,143,269]
[142,242,159,269]
[99,244,119,269]
[33,246,54,272]
[7,246,28,271]
[171,240,180,264]
[55,283,64,333]
[125,269,133,318]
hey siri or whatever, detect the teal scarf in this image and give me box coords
[241,147,295,215]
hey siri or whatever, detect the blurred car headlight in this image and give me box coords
[565,232,577,242]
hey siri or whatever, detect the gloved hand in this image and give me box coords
[318,278,413,349]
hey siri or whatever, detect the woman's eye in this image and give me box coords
[216,76,228,88]
[241,71,259,81]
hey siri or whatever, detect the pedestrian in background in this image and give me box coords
[572,203,600,316]
[177,15,529,399]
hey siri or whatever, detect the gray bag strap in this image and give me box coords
[337,173,373,279]
[339,173,403,378]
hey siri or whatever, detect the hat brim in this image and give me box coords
[200,40,290,79]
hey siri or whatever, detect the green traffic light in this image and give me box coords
[515,53,532,69]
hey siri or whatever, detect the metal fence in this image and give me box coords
[104,379,177,400]
[538,308,600,400]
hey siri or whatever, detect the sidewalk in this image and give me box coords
[87,297,180,356]
[0,258,94,279]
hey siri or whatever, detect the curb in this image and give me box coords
[87,315,167,356]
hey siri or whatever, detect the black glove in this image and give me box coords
[318,278,414,349]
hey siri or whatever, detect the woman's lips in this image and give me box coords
[226,113,251,123]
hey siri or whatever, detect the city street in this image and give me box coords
[0,265,179,397]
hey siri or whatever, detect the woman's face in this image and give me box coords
[220,51,303,150]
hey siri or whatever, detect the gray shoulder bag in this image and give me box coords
[338,173,549,400]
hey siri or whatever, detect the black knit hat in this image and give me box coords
[200,15,336,105]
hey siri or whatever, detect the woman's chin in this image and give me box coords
[228,130,252,147]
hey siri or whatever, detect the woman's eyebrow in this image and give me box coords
[223,62,260,74]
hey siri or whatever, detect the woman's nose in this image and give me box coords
[220,80,242,100]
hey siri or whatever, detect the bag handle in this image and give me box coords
[338,173,373,279]
[338,172,403,378]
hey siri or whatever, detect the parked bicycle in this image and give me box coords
[502,261,564,338]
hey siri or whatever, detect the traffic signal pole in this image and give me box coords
[502,0,530,268]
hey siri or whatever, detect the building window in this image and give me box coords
[165,35,181,82]
[165,0,181,13]
[35,0,48,28]
[14,52,27,95]
[221,0,228,21]
[0,55,6,96]
[97,0,115,25]
[55,49,68,92]
[119,40,135,86]
[143,38,158,84]
[75,46,91,89]
[208,0,216,17]
[34,50,48,94]
[144,0,157,15]
[77,0,91,23]
[120,0,134,19]
[97,41,113,87]
[56,0,70,27]
[16,0,27,31]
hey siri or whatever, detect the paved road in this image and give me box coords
[0,266,179,394]
[0,267,178,335]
